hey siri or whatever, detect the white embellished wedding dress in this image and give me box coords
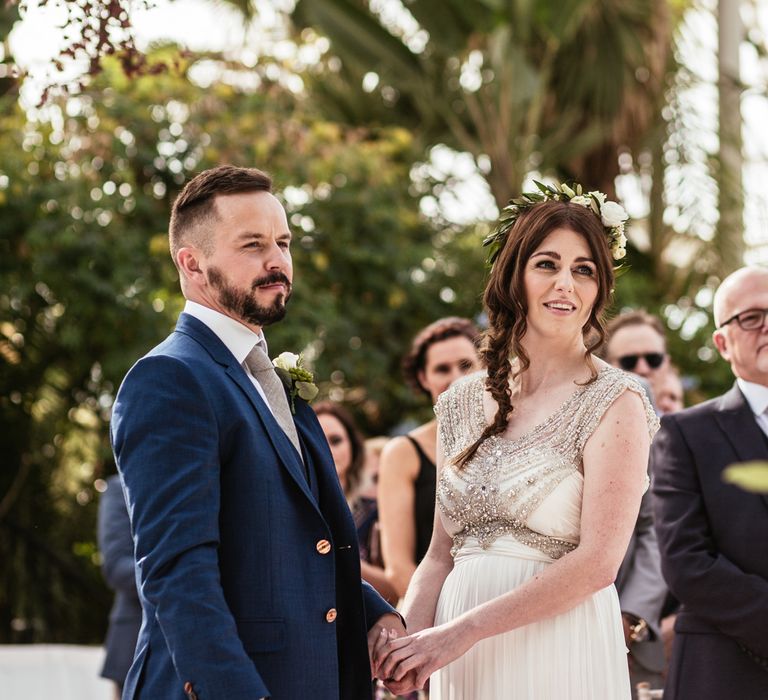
[431,367,658,700]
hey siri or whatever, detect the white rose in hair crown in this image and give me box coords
[484,180,630,264]
[600,201,628,228]
[272,352,319,413]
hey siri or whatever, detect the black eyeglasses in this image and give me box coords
[718,308,768,331]
[617,353,666,371]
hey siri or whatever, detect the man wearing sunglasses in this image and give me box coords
[604,311,670,696]
[605,311,670,380]
[652,266,768,700]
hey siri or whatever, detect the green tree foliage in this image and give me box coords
[0,51,485,642]
[287,0,743,402]
[0,3,19,99]
[290,0,673,203]
[1,0,744,645]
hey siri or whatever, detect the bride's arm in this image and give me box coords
[379,389,651,687]
[373,438,454,693]
[396,434,455,633]
[399,485,455,633]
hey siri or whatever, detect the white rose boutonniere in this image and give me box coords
[272,352,319,413]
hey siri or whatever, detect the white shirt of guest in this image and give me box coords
[183,300,275,416]
[737,378,768,439]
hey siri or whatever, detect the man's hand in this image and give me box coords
[621,612,649,646]
[368,617,419,695]
[368,613,406,676]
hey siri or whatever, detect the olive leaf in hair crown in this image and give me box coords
[483,181,629,266]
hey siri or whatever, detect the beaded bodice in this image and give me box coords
[435,367,658,560]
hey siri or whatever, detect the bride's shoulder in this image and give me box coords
[583,363,659,438]
[434,370,487,459]
[434,369,486,419]
[442,369,487,401]
[591,361,651,396]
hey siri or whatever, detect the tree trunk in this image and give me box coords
[716,0,744,274]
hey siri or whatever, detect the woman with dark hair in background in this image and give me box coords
[378,318,481,602]
[314,401,397,603]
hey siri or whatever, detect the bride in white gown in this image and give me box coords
[374,184,658,699]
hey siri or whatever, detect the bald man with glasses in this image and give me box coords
[651,266,768,699]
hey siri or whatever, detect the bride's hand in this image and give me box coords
[372,629,420,695]
[376,620,476,690]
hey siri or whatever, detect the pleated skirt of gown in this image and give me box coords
[431,536,631,700]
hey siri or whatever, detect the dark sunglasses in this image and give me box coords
[617,353,666,371]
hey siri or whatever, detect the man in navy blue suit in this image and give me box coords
[111,165,405,699]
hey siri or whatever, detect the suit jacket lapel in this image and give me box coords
[294,401,357,534]
[294,402,337,493]
[175,314,317,506]
[714,382,768,512]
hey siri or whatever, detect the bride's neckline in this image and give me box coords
[477,366,615,450]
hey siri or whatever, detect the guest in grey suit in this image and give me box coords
[604,311,670,693]
[97,474,141,699]
[652,266,768,699]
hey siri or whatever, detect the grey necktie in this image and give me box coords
[245,343,303,458]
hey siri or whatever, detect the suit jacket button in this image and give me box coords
[183,682,198,700]
[326,608,337,623]
[316,539,331,554]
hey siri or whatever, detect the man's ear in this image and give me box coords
[712,328,730,360]
[176,247,204,284]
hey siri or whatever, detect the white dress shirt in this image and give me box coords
[737,378,768,438]
[183,300,275,416]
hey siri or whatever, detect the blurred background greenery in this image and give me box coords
[0,0,766,644]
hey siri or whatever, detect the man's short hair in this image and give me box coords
[606,309,666,341]
[168,165,272,266]
[600,309,667,358]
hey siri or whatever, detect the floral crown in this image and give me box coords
[483,181,629,266]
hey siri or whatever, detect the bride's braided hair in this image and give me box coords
[455,201,615,468]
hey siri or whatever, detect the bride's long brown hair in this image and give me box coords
[455,200,615,468]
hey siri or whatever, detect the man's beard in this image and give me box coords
[207,266,292,327]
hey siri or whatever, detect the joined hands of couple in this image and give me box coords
[368,615,475,694]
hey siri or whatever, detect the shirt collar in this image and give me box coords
[736,378,768,417]
[183,300,267,364]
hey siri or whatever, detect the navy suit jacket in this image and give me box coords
[111,313,395,700]
[651,383,768,699]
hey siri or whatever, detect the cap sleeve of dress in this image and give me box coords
[573,367,660,458]
[434,370,487,463]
